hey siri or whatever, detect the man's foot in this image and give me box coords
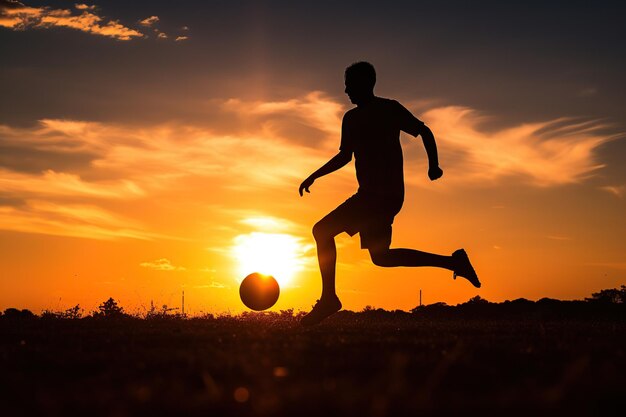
[452,249,481,288]
[300,296,342,326]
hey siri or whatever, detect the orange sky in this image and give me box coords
[1,1,625,314]
[0,92,623,314]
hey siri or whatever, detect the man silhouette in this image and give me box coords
[298,62,480,326]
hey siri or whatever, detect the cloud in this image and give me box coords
[408,106,620,187]
[0,100,331,239]
[238,216,300,232]
[600,185,625,198]
[194,281,229,289]
[74,4,96,11]
[0,169,145,198]
[221,91,344,148]
[175,35,188,42]
[157,31,167,39]
[0,0,143,40]
[0,93,619,241]
[140,258,186,271]
[0,200,160,240]
[0,0,39,28]
[139,15,158,27]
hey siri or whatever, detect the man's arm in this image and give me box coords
[299,150,352,196]
[419,125,443,181]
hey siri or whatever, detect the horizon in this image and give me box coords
[1,1,625,314]
[3,283,624,318]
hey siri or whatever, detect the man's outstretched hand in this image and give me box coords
[299,176,315,196]
[428,166,443,181]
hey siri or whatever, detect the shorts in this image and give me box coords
[320,192,403,249]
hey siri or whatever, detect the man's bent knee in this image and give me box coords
[312,220,331,242]
[313,217,344,242]
[369,248,392,267]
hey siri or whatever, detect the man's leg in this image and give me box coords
[369,248,454,270]
[301,215,345,326]
[369,247,481,288]
[312,218,344,300]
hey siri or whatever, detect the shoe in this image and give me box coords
[452,249,481,288]
[300,296,342,326]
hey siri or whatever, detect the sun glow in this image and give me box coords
[233,232,307,287]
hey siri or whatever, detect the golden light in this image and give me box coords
[232,232,306,287]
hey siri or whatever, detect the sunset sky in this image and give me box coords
[1,0,625,314]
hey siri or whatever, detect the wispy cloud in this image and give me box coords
[222,91,344,147]
[0,169,145,198]
[0,1,143,40]
[407,106,620,187]
[74,4,96,12]
[140,258,186,271]
[139,15,158,27]
[0,97,332,239]
[0,93,619,241]
[175,35,188,42]
[238,216,299,232]
[0,200,159,240]
[193,281,229,289]
[600,185,625,198]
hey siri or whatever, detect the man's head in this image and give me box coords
[344,61,376,105]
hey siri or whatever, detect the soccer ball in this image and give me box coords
[239,272,280,311]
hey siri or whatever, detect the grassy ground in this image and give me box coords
[1,311,624,417]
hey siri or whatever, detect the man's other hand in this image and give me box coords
[428,166,443,181]
[299,177,315,196]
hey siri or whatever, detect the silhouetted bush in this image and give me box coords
[42,304,83,320]
[2,308,35,319]
[586,285,626,304]
[41,309,61,319]
[466,295,489,305]
[92,298,126,319]
[411,301,450,315]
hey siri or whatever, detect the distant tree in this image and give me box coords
[430,302,448,307]
[586,285,626,304]
[411,301,448,313]
[466,295,489,304]
[41,309,61,319]
[4,308,20,317]
[64,304,83,319]
[3,308,35,319]
[21,309,35,318]
[40,305,82,319]
[95,298,125,318]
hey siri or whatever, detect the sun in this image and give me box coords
[232,232,307,287]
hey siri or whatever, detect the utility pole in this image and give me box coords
[182,290,185,316]
[419,289,422,307]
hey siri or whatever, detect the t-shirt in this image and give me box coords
[339,97,424,199]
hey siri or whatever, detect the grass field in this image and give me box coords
[1,310,624,417]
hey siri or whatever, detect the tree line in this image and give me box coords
[1,285,624,320]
